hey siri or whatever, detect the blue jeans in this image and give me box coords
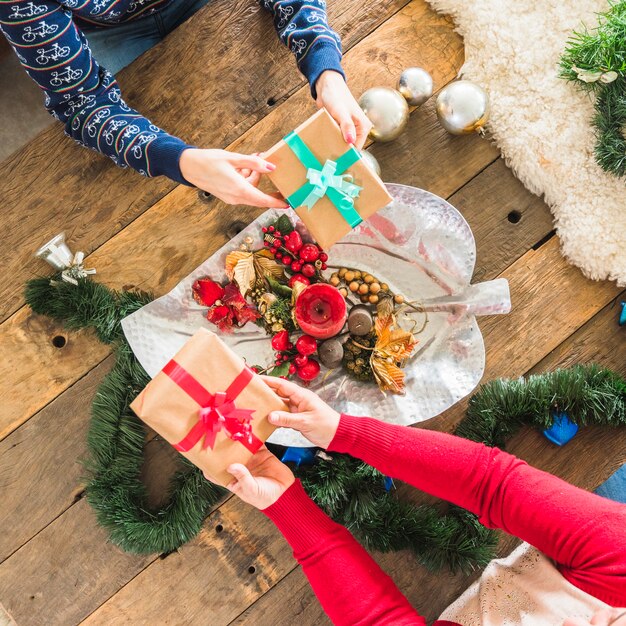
[596,464,626,504]
[83,0,210,75]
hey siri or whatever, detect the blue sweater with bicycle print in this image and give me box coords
[0,0,344,183]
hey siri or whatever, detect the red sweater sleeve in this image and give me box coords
[263,480,426,626]
[328,414,626,607]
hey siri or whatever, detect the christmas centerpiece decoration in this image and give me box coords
[121,185,511,449]
[264,108,392,249]
[179,212,420,392]
[559,1,626,177]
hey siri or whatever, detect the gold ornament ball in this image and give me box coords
[360,150,381,177]
[436,80,489,135]
[398,67,433,106]
[359,87,409,142]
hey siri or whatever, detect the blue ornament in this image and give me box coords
[281,447,317,466]
[383,476,394,492]
[543,412,579,446]
[619,301,626,327]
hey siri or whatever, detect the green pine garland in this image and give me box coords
[24,276,626,571]
[559,1,626,177]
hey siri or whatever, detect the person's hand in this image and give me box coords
[564,608,626,626]
[262,376,340,448]
[315,70,372,149]
[179,148,289,208]
[203,447,294,510]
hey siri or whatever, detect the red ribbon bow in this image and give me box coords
[162,360,262,454]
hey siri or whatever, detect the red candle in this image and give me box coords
[295,284,347,339]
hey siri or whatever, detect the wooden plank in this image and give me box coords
[0,0,410,322]
[0,499,154,626]
[0,357,112,563]
[0,0,470,440]
[448,158,555,282]
[80,498,294,625]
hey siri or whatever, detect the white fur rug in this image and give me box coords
[425,0,626,286]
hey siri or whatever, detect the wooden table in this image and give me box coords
[0,1,624,624]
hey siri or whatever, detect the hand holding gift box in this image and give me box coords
[264,109,392,250]
[130,328,287,486]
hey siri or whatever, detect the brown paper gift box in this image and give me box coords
[130,328,286,486]
[264,108,392,250]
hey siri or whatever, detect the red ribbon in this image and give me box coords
[162,360,262,454]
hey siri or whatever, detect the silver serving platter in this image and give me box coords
[122,184,510,447]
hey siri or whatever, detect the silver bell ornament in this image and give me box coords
[398,67,433,106]
[436,80,489,135]
[35,232,74,270]
[35,232,96,285]
[360,150,381,177]
[359,87,409,142]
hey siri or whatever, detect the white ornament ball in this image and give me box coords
[360,150,381,177]
[398,67,433,106]
[359,87,409,142]
[436,80,490,135]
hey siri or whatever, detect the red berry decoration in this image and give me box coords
[319,252,328,262]
[299,243,320,263]
[294,354,309,368]
[302,263,316,277]
[289,274,310,288]
[271,329,290,352]
[295,334,317,356]
[282,256,292,266]
[284,231,303,253]
[288,363,297,375]
[297,358,321,381]
[291,262,302,272]
[269,226,275,232]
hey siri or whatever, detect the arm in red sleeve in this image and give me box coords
[263,480,426,626]
[328,415,626,607]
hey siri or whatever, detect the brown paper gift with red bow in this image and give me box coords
[130,328,286,486]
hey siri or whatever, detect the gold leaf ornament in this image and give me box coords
[370,297,418,395]
[225,250,284,296]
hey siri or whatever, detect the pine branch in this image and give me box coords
[559,1,626,87]
[24,276,152,344]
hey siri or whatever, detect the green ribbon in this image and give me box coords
[284,131,363,228]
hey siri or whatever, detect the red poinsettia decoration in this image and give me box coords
[192,278,260,332]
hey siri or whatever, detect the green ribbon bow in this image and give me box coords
[284,131,363,228]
